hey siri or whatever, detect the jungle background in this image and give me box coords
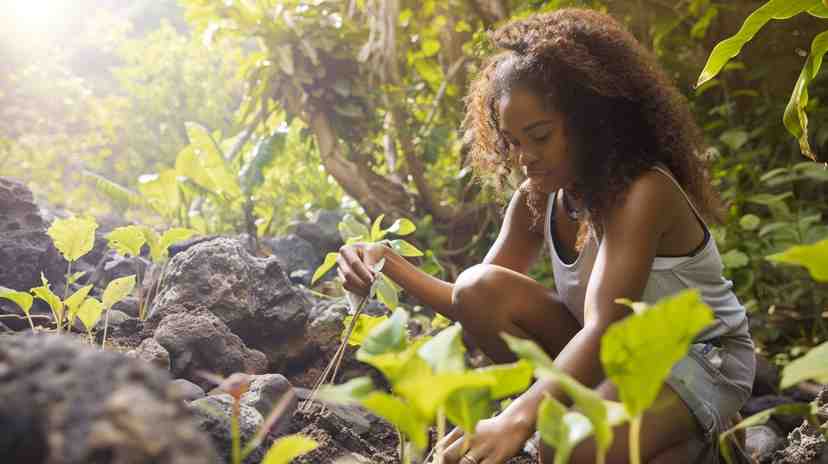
[1,0,827,366]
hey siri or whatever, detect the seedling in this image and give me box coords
[46,216,98,332]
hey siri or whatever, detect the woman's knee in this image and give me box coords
[451,263,507,311]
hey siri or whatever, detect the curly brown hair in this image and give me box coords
[464,8,722,243]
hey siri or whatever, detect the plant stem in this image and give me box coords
[135,259,145,320]
[396,428,406,464]
[101,307,111,349]
[232,399,241,464]
[59,261,73,333]
[629,416,642,464]
[436,407,446,464]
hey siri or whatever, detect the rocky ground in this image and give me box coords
[0,176,826,463]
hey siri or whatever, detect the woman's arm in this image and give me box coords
[337,182,545,318]
[502,171,675,427]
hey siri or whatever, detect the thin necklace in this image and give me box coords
[562,189,581,221]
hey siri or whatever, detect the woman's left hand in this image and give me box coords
[440,412,534,464]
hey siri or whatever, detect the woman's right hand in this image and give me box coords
[336,242,390,296]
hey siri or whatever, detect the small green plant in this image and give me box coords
[201,372,318,464]
[319,309,533,463]
[719,237,828,463]
[698,0,828,160]
[106,225,197,320]
[46,216,98,333]
[0,287,35,330]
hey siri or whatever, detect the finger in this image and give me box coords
[346,246,377,285]
[442,431,470,463]
[336,257,368,293]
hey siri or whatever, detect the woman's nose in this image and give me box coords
[517,148,539,166]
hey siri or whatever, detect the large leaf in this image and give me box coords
[138,170,181,219]
[31,274,63,322]
[780,341,828,389]
[445,387,491,434]
[766,238,828,282]
[358,308,408,356]
[156,228,198,261]
[76,297,104,332]
[374,273,399,310]
[342,314,388,346]
[697,0,821,87]
[0,287,33,316]
[316,376,375,405]
[261,435,318,464]
[538,397,594,464]
[783,30,828,160]
[357,339,432,386]
[418,323,465,373]
[600,290,714,417]
[394,370,496,420]
[107,225,147,257]
[361,392,430,449]
[102,275,137,309]
[48,216,98,262]
[185,122,240,198]
[64,284,93,322]
[473,360,534,399]
[311,252,339,285]
[386,218,416,236]
[240,134,284,194]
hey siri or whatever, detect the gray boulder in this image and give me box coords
[153,311,268,388]
[746,425,785,463]
[189,394,266,464]
[0,333,217,463]
[148,237,314,371]
[265,234,322,286]
[241,374,297,436]
[126,337,171,371]
[289,209,344,255]
[171,379,205,402]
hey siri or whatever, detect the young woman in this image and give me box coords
[337,8,755,464]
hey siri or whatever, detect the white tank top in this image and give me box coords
[544,166,749,341]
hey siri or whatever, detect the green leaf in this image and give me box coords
[721,249,750,269]
[184,122,240,198]
[767,239,828,281]
[48,216,98,262]
[358,308,409,356]
[358,339,432,386]
[375,273,400,310]
[240,134,283,194]
[600,289,714,417]
[68,271,87,285]
[418,323,465,373]
[316,376,375,405]
[370,214,386,241]
[445,387,491,434]
[361,392,430,449]
[538,397,594,464]
[138,171,181,219]
[342,314,388,346]
[140,227,162,261]
[473,360,534,399]
[76,297,104,332]
[0,287,33,316]
[107,225,147,257]
[388,239,423,257]
[102,275,136,309]
[739,214,761,231]
[64,284,93,322]
[386,218,416,236]
[31,274,63,322]
[697,0,821,87]
[312,252,339,285]
[394,370,496,420]
[719,129,749,151]
[261,435,318,464]
[783,30,828,160]
[156,228,198,261]
[780,341,828,388]
[421,39,441,57]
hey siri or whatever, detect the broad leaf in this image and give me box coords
[445,387,491,434]
[388,239,424,257]
[68,271,87,285]
[783,30,828,160]
[312,252,339,285]
[358,308,409,356]
[386,218,416,236]
[342,314,388,346]
[697,0,821,87]
[185,122,240,198]
[48,216,98,262]
[600,290,714,417]
[370,214,386,241]
[780,341,828,389]
[0,287,33,316]
[102,275,137,309]
[767,238,828,282]
[138,170,181,220]
[473,360,534,399]
[76,297,104,332]
[107,225,147,257]
[358,339,432,386]
[261,435,318,464]
[157,228,198,261]
[317,377,375,405]
[361,392,430,449]
[239,134,283,194]
[374,273,399,310]
[64,284,93,322]
[338,214,369,242]
[538,397,594,464]
[394,370,496,420]
[418,323,465,373]
[31,274,63,322]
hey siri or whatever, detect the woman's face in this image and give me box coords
[498,87,576,194]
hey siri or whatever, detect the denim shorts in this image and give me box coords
[665,333,756,463]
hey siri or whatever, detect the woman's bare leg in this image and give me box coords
[451,263,582,363]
